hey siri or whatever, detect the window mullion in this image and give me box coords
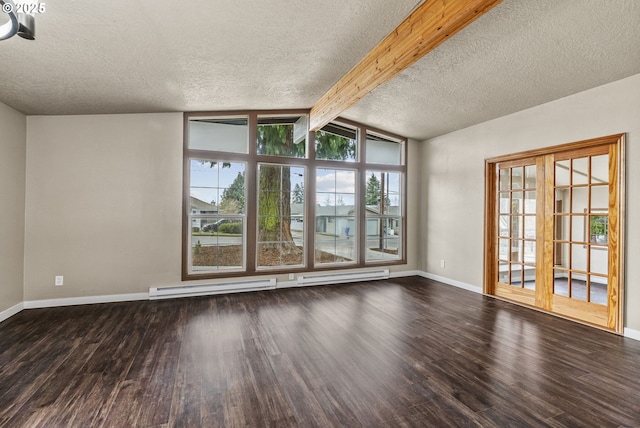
[358,127,367,265]
[308,165,316,270]
[246,113,258,272]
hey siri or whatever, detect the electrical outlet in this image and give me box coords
[288,273,295,280]
[440,260,445,268]
[55,275,64,286]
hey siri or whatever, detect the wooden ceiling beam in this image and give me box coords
[309,0,503,131]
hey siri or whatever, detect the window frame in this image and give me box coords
[182,110,407,280]
[186,158,248,274]
[314,166,359,267]
[255,162,308,270]
[364,170,404,263]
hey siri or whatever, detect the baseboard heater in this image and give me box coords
[296,269,389,287]
[149,278,276,300]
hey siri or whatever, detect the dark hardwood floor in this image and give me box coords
[1,276,639,427]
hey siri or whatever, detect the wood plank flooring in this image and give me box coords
[1,276,640,427]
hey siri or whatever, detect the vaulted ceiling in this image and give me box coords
[1,0,639,140]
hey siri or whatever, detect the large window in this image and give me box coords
[188,160,246,272]
[183,111,406,279]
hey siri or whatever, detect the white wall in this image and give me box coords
[405,139,420,272]
[22,113,420,302]
[24,113,184,300]
[422,73,640,330]
[0,102,26,313]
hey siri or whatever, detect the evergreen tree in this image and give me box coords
[292,183,304,204]
[314,130,356,160]
[205,122,353,252]
[365,173,381,205]
[257,125,354,246]
[221,171,245,213]
[257,125,296,245]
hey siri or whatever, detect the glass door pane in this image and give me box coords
[553,153,609,304]
[496,163,537,291]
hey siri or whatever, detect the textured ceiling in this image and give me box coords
[1,0,639,140]
[344,0,640,139]
[0,0,421,113]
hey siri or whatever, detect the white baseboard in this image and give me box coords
[23,292,149,309]
[390,270,422,278]
[418,273,640,342]
[3,272,638,343]
[0,302,24,323]
[624,328,640,342]
[276,280,297,289]
[419,272,483,294]
[277,269,420,289]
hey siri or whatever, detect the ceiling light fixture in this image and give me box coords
[0,0,19,40]
[0,0,35,41]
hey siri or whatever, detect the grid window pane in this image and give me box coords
[511,167,523,190]
[315,123,357,161]
[315,168,357,265]
[366,170,402,262]
[189,117,248,153]
[366,132,402,165]
[257,164,305,269]
[189,160,246,273]
[525,165,537,189]
[191,218,244,271]
[499,168,510,191]
[257,115,307,158]
[572,157,589,185]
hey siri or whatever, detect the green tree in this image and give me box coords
[202,161,231,169]
[365,173,381,205]
[256,123,354,253]
[292,183,304,204]
[257,125,296,247]
[221,171,245,213]
[314,130,356,160]
[257,123,305,158]
[199,160,230,209]
[219,198,241,215]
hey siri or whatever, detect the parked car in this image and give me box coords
[202,218,233,232]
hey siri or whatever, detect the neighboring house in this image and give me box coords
[365,205,400,237]
[294,203,401,237]
[212,201,400,237]
[190,197,218,231]
[291,203,304,232]
[315,205,357,237]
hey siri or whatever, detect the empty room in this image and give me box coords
[2,0,640,426]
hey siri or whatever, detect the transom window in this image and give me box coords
[183,111,406,279]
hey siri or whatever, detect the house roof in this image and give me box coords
[291,203,399,217]
[190,197,217,212]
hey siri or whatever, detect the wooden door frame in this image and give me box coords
[483,134,625,333]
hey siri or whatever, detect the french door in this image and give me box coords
[485,135,624,332]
